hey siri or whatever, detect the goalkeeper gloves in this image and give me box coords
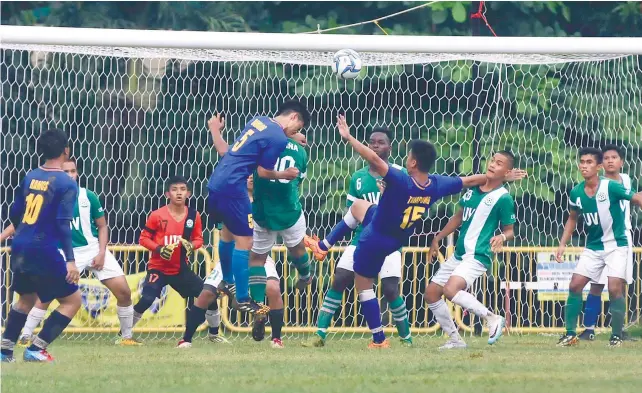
[180,238,195,259]
[157,243,179,260]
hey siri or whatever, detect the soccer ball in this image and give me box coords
[332,49,362,80]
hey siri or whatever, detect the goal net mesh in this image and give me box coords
[1,42,641,341]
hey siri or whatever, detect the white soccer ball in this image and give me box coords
[332,49,362,80]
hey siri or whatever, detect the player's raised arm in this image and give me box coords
[208,114,229,156]
[460,169,527,188]
[429,209,463,262]
[556,209,579,262]
[632,192,642,208]
[256,165,299,180]
[337,115,389,178]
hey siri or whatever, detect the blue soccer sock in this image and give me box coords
[583,293,601,330]
[319,210,359,252]
[358,289,386,344]
[218,239,235,284]
[183,306,206,342]
[1,305,29,356]
[28,310,72,351]
[232,249,250,302]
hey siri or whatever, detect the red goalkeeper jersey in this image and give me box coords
[139,205,203,275]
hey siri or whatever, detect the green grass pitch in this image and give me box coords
[2,334,641,393]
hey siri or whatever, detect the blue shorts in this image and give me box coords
[207,191,253,237]
[11,250,78,303]
[353,206,403,279]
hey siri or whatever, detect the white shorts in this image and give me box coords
[204,263,223,289]
[431,255,487,289]
[596,234,634,285]
[74,244,124,281]
[252,213,306,255]
[576,247,628,283]
[336,245,401,279]
[265,255,279,280]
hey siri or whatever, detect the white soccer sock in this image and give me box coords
[451,291,491,318]
[343,210,359,229]
[132,311,143,328]
[117,305,134,339]
[206,309,221,329]
[22,307,47,338]
[428,300,459,338]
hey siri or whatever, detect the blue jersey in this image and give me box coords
[208,116,288,198]
[10,168,78,273]
[370,166,464,240]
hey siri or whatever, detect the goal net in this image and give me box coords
[1,28,641,341]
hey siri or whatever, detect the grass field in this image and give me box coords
[2,333,641,393]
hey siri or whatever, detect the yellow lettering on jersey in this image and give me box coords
[406,196,431,205]
[251,119,267,131]
[29,179,49,192]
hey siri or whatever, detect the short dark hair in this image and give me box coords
[38,129,69,160]
[166,176,190,191]
[578,147,603,164]
[408,140,437,172]
[276,100,311,127]
[369,127,393,144]
[497,150,515,169]
[602,144,625,160]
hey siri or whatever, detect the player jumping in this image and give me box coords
[1,158,139,346]
[206,101,310,315]
[304,116,526,347]
[1,129,81,362]
[578,144,636,341]
[556,147,642,347]
[303,127,414,347]
[425,151,517,349]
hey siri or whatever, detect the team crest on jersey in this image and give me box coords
[80,284,111,319]
[484,197,494,206]
[463,190,473,201]
[79,199,90,208]
[186,219,194,228]
[597,192,607,202]
[137,277,169,314]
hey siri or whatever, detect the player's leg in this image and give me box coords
[218,225,236,286]
[206,194,236,297]
[425,256,465,348]
[176,269,213,348]
[442,258,504,345]
[302,248,355,347]
[265,257,285,348]
[205,300,229,343]
[605,247,628,347]
[25,278,81,362]
[133,270,166,327]
[249,220,275,305]
[380,251,412,346]
[18,299,52,346]
[579,282,604,340]
[306,200,373,261]
[1,269,38,362]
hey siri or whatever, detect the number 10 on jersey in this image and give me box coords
[400,206,425,229]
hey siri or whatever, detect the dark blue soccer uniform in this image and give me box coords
[353,166,464,278]
[207,116,288,236]
[9,168,79,303]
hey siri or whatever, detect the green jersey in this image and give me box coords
[569,177,634,251]
[70,187,105,248]
[453,186,516,268]
[346,163,405,245]
[253,139,308,231]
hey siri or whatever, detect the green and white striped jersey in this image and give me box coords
[454,186,516,268]
[70,187,104,248]
[619,173,632,231]
[569,177,634,251]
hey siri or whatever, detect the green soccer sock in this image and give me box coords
[610,296,626,337]
[292,253,311,280]
[565,291,583,335]
[248,266,267,303]
[316,289,343,340]
[389,296,411,340]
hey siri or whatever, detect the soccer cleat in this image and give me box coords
[578,329,596,341]
[252,314,267,342]
[176,340,192,349]
[217,281,238,309]
[23,348,54,362]
[439,336,467,350]
[608,335,623,347]
[1,353,16,363]
[301,334,325,348]
[17,334,32,347]
[115,337,143,346]
[208,333,231,344]
[368,339,390,349]
[270,338,284,349]
[236,300,270,316]
[303,235,328,261]
[399,337,413,347]
[557,333,579,347]
[487,315,506,345]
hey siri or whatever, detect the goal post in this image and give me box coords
[1,26,641,341]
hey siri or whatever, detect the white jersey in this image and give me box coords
[620,173,632,231]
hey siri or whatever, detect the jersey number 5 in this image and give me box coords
[22,193,44,225]
[231,129,255,152]
[400,206,426,229]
